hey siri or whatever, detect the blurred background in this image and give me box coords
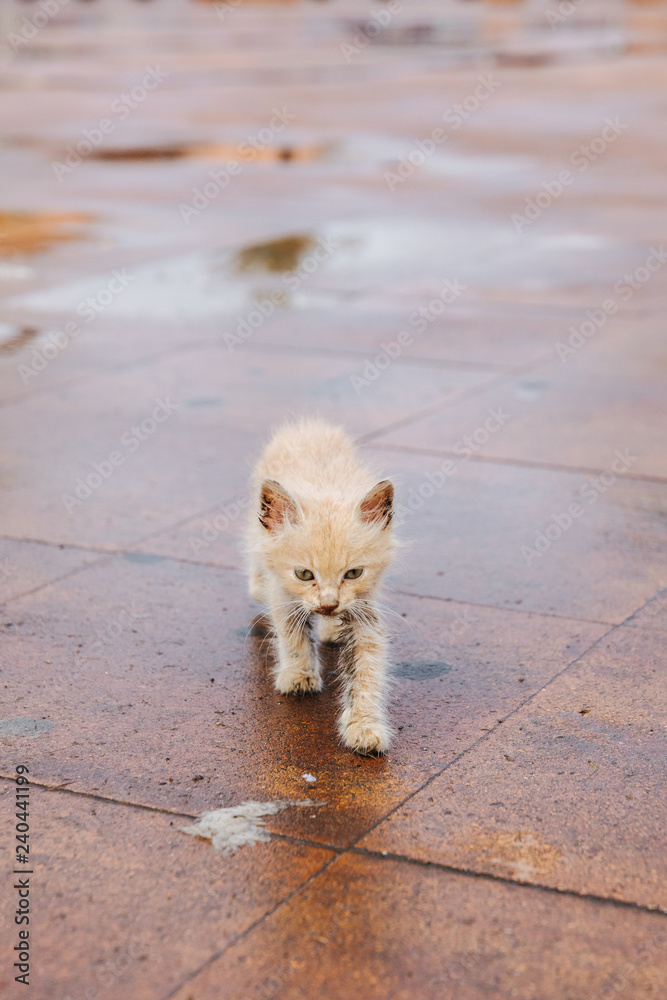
[1,3,666,999]
[1,0,666,570]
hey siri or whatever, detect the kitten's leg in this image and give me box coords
[338,608,391,754]
[270,592,322,695]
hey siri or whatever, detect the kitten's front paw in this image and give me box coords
[275,668,323,695]
[340,717,391,755]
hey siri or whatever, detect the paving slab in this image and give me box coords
[0,316,216,408]
[0,554,604,848]
[371,312,667,480]
[132,430,667,627]
[0,342,500,550]
[368,447,667,623]
[360,619,667,910]
[250,296,646,369]
[169,853,667,1000]
[0,538,100,605]
[1,1,667,996]
[0,780,332,1000]
[625,587,667,635]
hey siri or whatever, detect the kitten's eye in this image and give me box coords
[344,568,364,580]
[294,568,314,581]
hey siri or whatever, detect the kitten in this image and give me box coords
[246,419,396,754]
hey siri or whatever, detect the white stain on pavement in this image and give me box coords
[180,799,321,855]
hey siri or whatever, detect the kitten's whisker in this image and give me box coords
[272,599,299,616]
[257,628,277,657]
[347,601,381,633]
[245,600,300,656]
[240,613,267,656]
[276,602,312,639]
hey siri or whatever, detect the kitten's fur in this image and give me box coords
[246,419,395,754]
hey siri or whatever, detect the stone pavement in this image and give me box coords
[0,1,666,997]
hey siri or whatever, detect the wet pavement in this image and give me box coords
[1,1,666,998]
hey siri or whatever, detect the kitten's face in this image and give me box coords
[277,537,387,616]
[258,479,394,617]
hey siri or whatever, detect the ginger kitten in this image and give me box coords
[246,419,395,754]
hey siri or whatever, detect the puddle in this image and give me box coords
[394,660,451,681]
[496,26,626,67]
[234,234,315,274]
[0,212,92,256]
[0,324,39,357]
[91,144,192,162]
[0,263,34,281]
[181,799,321,855]
[9,213,618,322]
[346,19,478,48]
[343,9,627,64]
[0,717,55,738]
[89,141,326,165]
[496,51,554,68]
[426,154,533,180]
[6,226,330,321]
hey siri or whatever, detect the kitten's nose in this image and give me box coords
[319,602,339,616]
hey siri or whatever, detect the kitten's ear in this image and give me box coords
[259,479,299,532]
[359,479,394,529]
